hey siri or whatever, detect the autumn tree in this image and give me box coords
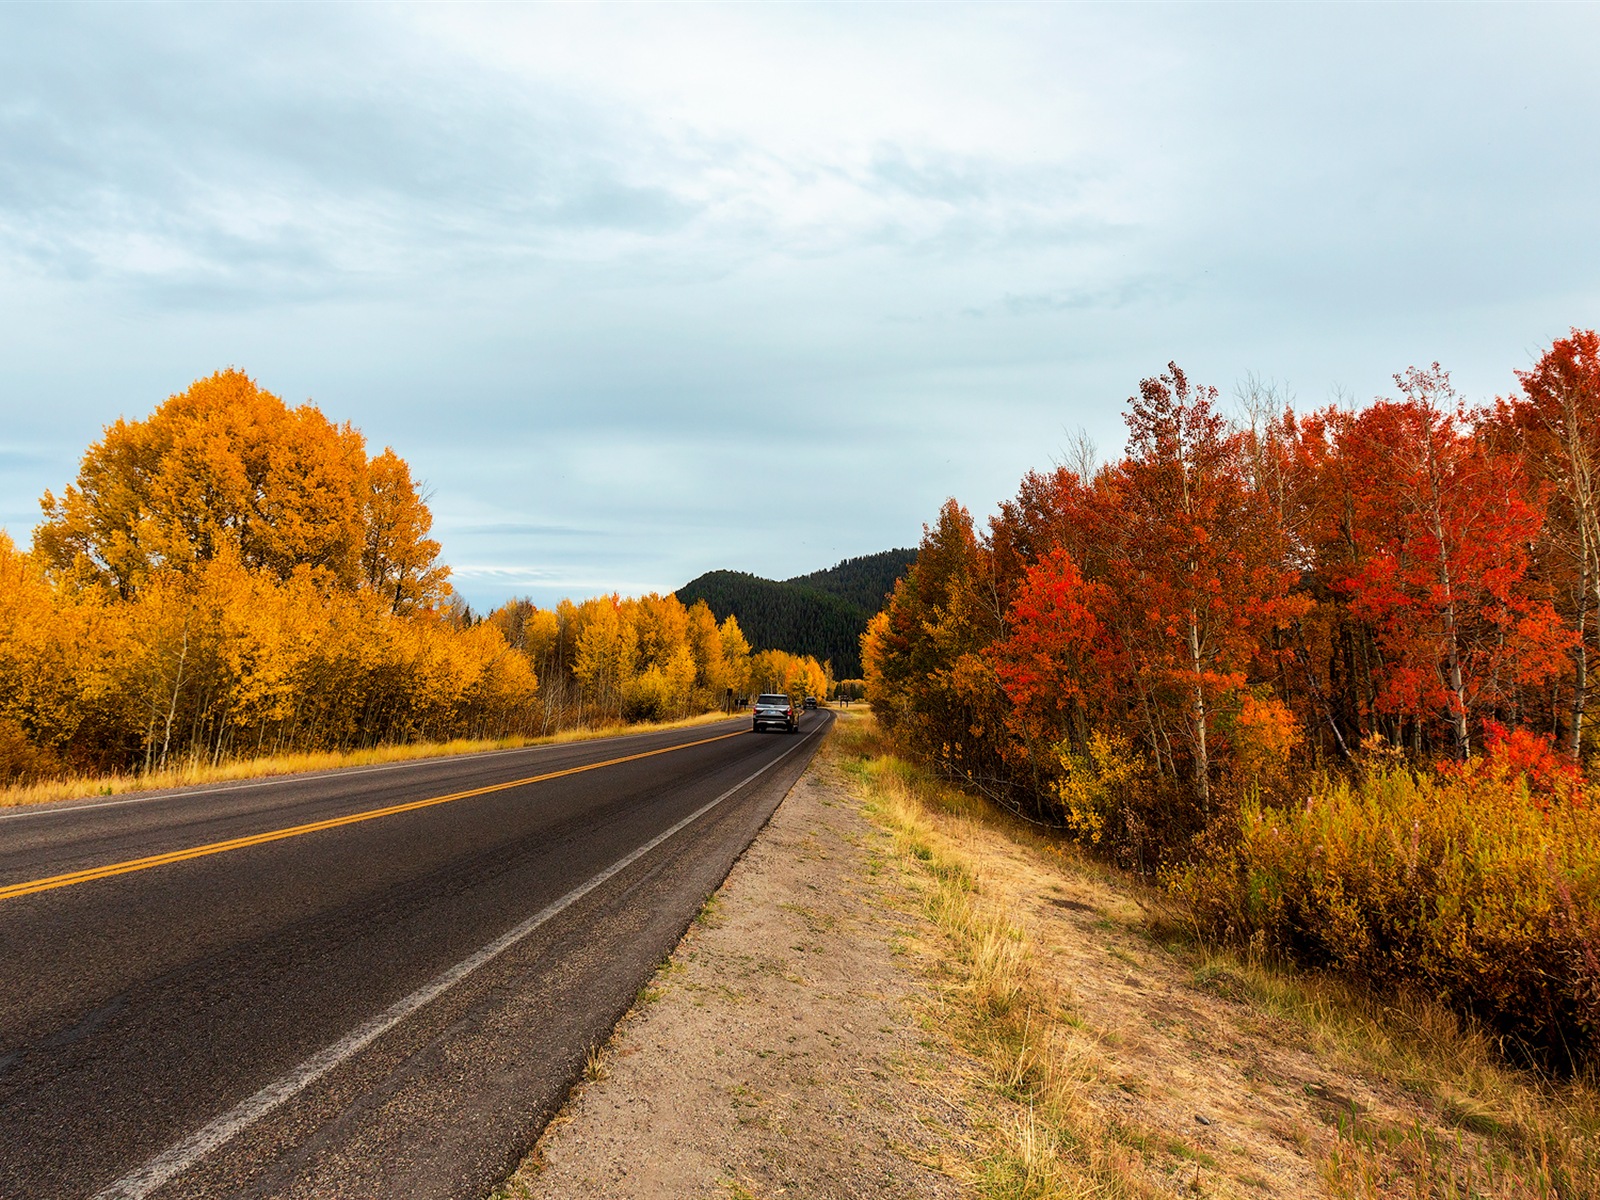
[1333,370,1569,759]
[34,369,447,606]
[363,449,450,613]
[1102,364,1304,808]
[863,499,1008,788]
[719,613,753,697]
[988,548,1102,759]
[572,595,638,719]
[1508,329,1600,760]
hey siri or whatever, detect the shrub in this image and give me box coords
[0,719,63,787]
[1171,760,1600,1067]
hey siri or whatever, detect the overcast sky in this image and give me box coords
[3,3,1597,610]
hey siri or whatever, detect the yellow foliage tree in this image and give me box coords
[34,369,447,607]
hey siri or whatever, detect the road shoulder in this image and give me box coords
[493,727,978,1199]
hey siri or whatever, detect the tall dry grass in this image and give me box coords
[0,709,738,809]
[833,714,1161,1200]
[836,711,1600,1200]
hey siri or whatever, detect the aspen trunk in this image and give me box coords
[159,617,189,771]
[1187,608,1210,811]
[1572,545,1588,762]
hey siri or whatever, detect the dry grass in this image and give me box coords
[833,709,1600,1200]
[0,709,737,809]
[1186,944,1600,1198]
[835,712,1161,1199]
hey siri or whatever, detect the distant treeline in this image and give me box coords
[677,549,915,677]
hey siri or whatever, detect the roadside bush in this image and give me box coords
[1047,730,1184,873]
[0,719,63,787]
[1171,758,1600,1067]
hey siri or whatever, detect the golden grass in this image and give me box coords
[831,709,1600,1200]
[0,709,739,809]
[1186,943,1600,1198]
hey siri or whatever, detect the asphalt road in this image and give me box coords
[0,711,832,1199]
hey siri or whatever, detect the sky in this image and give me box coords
[2,3,1598,611]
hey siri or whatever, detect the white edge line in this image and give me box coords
[0,719,746,822]
[91,723,821,1200]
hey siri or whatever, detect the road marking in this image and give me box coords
[0,720,745,821]
[0,730,747,903]
[91,723,821,1200]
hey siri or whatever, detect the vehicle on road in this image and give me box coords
[803,696,817,710]
[752,693,799,733]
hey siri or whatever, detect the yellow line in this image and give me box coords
[0,729,747,904]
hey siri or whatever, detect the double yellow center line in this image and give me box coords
[0,729,747,904]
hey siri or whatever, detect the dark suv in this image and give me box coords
[752,693,799,733]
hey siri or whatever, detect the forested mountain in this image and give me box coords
[784,549,917,615]
[677,551,914,678]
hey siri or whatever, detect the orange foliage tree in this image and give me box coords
[1506,329,1600,761]
[35,369,446,600]
[9,370,501,774]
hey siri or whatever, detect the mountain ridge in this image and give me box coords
[677,549,915,678]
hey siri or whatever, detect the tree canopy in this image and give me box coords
[34,368,448,609]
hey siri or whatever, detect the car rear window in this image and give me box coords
[757,694,790,704]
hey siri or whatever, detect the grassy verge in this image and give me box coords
[0,709,738,809]
[832,709,1600,1200]
[1183,946,1600,1199]
[837,712,1166,1198]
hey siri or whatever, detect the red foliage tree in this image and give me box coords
[1509,329,1600,760]
[1333,368,1569,758]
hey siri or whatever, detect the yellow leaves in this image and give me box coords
[717,614,752,696]
[572,595,639,714]
[1052,731,1147,846]
[8,368,839,781]
[32,369,445,607]
[0,519,541,773]
[748,648,828,703]
[363,448,450,613]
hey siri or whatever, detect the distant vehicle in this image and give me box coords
[752,693,799,733]
[803,696,817,710]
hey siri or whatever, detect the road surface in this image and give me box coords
[0,712,831,1199]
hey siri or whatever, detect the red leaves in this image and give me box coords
[871,339,1600,826]
[1478,720,1582,802]
[1317,370,1572,756]
[990,548,1103,745]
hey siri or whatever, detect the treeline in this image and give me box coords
[865,333,1600,1065]
[484,593,828,729]
[0,370,827,786]
[678,549,915,677]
